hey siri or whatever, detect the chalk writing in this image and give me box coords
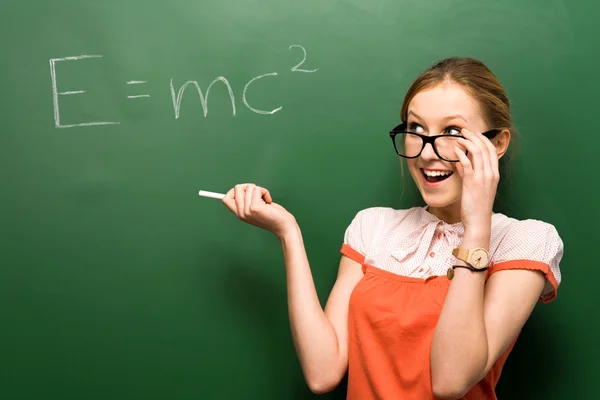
[127,80,149,99]
[49,46,318,128]
[243,73,282,115]
[49,55,120,128]
[169,77,236,118]
[289,45,318,73]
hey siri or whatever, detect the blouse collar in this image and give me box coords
[390,206,503,265]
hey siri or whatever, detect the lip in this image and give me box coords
[420,168,453,188]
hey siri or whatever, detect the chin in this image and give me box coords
[407,165,462,210]
[420,193,460,209]
[412,177,461,210]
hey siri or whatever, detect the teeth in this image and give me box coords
[423,170,452,177]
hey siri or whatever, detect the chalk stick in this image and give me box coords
[198,190,225,200]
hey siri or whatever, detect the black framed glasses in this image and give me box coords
[389,122,501,162]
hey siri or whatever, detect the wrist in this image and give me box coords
[453,232,491,275]
[278,219,301,242]
[463,215,492,234]
[463,225,491,245]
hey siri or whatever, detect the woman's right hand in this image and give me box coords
[222,183,297,238]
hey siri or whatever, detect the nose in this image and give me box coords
[420,142,438,161]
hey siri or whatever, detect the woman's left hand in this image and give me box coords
[453,128,499,234]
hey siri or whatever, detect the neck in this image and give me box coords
[426,202,462,224]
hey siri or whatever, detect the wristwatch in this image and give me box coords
[452,247,490,270]
[447,247,491,280]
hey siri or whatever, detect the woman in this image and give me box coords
[221,57,563,400]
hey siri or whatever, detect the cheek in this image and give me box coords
[406,159,420,178]
[406,158,418,169]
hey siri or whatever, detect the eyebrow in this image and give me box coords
[407,110,468,123]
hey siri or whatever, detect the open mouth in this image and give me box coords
[421,169,453,183]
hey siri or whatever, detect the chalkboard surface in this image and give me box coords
[1,0,598,399]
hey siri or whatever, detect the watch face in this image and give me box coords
[472,249,489,269]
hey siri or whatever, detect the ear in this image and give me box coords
[494,129,511,159]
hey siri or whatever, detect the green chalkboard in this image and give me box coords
[1,0,598,399]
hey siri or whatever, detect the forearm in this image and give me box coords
[430,228,491,396]
[279,224,343,390]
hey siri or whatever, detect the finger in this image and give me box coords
[222,188,238,216]
[454,151,465,179]
[454,146,472,178]
[244,184,255,215]
[472,130,495,171]
[482,134,500,180]
[261,187,273,204]
[462,129,488,170]
[458,129,485,179]
[473,133,495,181]
[234,184,246,218]
[457,136,481,174]
[251,185,266,213]
[473,131,498,182]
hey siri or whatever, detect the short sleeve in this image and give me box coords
[490,220,564,303]
[341,209,369,264]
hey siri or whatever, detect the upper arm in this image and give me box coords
[482,268,546,374]
[323,255,364,367]
[324,207,384,368]
[481,221,564,375]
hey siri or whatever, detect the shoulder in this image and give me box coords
[342,206,427,254]
[491,214,563,263]
[490,214,564,302]
[346,206,426,231]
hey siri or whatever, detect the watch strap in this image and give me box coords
[447,264,489,280]
[452,247,470,262]
[452,264,488,272]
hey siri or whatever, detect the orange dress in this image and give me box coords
[339,207,563,399]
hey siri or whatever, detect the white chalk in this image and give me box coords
[198,190,225,200]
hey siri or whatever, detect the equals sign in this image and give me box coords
[127,81,149,98]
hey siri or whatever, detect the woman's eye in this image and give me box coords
[445,126,462,136]
[408,123,424,133]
